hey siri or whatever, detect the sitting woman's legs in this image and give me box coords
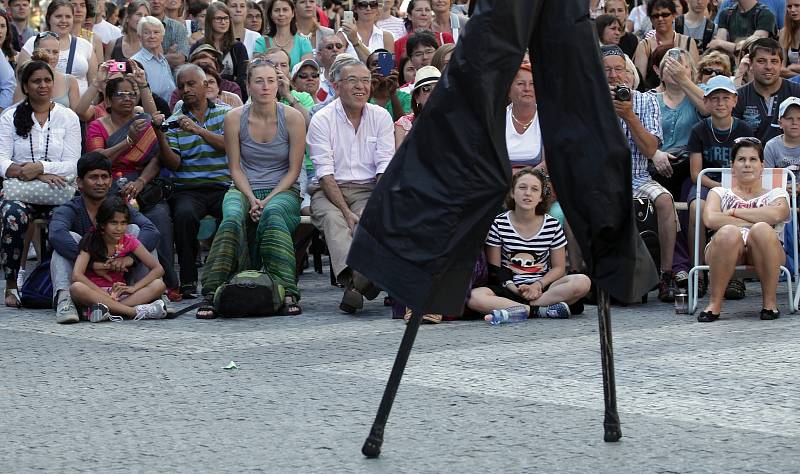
[200,189,250,297]
[256,190,301,300]
[530,274,592,307]
[704,225,745,313]
[745,222,786,311]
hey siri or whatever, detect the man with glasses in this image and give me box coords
[307,56,394,314]
[291,58,322,102]
[603,45,679,303]
[735,39,800,143]
[710,0,777,52]
[398,30,438,94]
[316,34,346,102]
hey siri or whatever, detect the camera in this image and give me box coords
[157,120,182,132]
[614,85,631,102]
[109,61,127,73]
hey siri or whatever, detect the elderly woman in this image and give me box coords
[131,16,177,103]
[696,50,733,84]
[0,58,81,307]
[14,33,80,112]
[18,0,97,93]
[190,2,249,97]
[108,0,150,62]
[395,65,439,149]
[84,60,181,300]
[698,138,791,322]
[340,0,395,62]
[633,0,699,87]
[254,0,313,68]
[198,59,306,319]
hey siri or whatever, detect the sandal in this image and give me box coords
[724,279,746,300]
[195,296,217,319]
[279,296,302,316]
[5,288,21,308]
[760,308,780,320]
[697,310,719,322]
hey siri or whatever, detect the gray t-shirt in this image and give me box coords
[764,135,800,169]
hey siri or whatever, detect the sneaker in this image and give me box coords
[16,269,26,289]
[658,272,676,303]
[134,299,167,320]
[55,290,79,324]
[86,303,117,323]
[542,302,571,319]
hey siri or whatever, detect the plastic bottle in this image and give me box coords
[484,305,529,325]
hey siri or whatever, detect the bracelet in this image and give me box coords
[353,40,363,48]
[126,135,134,145]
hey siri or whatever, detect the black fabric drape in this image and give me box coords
[348,0,657,314]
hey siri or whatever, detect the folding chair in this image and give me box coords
[688,168,798,314]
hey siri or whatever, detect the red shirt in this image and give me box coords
[394,31,454,68]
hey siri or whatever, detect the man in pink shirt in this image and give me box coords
[308,56,395,314]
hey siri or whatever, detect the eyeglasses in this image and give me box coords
[324,43,345,50]
[604,66,627,75]
[342,76,371,86]
[419,84,434,93]
[112,91,138,99]
[356,1,379,8]
[701,67,724,76]
[297,72,320,79]
[213,15,230,22]
[37,31,59,39]
[734,136,762,145]
[649,11,672,19]
[411,48,436,58]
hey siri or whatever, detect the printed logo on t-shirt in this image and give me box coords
[508,251,548,275]
[743,105,762,131]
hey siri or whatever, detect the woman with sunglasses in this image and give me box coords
[294,0,335,55]
[394,65,439,150]
[698,138,790,322]
[633,0,699,86]
[340,0,395,62]
[696,51,732,84]
[17,0,98,94]
[13,33,80,115]
[254,0,313,68]
[0,58,81,308]
[190,2,249,99]
[84,61,181,301]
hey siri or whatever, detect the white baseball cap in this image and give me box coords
[779,96,800,118]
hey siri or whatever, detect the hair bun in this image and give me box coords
[31,50,51,63]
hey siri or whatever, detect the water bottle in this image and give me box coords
[484,305,529,325]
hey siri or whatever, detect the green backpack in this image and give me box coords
[213,270,285,317]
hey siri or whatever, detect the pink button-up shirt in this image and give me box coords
[308,98,394,184]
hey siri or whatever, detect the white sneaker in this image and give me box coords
[16,269,26,289]
[134,299,167,320]
[87,303,116,323]
[55,290,80,324]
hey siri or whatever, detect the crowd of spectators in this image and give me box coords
[0,0,795,324]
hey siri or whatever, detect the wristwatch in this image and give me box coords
[503,280,514,288]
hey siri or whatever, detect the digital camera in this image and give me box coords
[614,85,631,102]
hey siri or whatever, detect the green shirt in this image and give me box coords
[719,3,776,43]
[370,91,411,119]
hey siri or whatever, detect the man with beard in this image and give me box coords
[49,153,160,324]
[734,38,800,142]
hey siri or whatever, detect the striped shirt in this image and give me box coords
[166,101,231,187]
[486,211,567,286]
[620,90,663,190]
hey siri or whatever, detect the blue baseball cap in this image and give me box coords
[703,75,737,97]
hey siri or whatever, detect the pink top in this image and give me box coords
[85,120,140,176]
[395,113,415,132]
[86,234,141,287]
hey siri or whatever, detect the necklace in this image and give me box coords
[511,105,534,130]
[272,34,292,48]
[29,103,52,163]
[710,117,734,144]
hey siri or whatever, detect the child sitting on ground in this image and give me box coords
[69,196,167,322]
[467,167,591,321]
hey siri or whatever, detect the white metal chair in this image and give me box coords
[687,168,798,314]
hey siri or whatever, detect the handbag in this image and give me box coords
[135,177,174,213]
[2,177,77,206]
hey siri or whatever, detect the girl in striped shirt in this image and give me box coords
[468,168,591,320]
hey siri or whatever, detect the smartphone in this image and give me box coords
[377,51,394,77]
[190,19,200,33]
[667,47,681,60]
[343,10,354,25]
[109,60,126,73]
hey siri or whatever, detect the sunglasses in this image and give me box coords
[297,72,320,79]
[324,43,345,50]
[356,1,379,8]
[113,91,138,99]
[733,136,762,145]
[649,11,672,19]
[37,31,59,40]
[419,84,434,93]
[701,67,724,76]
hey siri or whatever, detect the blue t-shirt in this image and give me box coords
[656,93,701,151]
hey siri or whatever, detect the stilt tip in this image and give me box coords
[362,435,383,458]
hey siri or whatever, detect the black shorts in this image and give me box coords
[487,281,551,305]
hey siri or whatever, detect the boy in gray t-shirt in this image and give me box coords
[764,97,800,170]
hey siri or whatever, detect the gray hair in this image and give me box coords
[329,54,364,83]
[137,15,165,37]
[174,63,207,83]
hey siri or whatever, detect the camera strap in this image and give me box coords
[65,35,77,76]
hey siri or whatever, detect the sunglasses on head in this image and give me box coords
[701,67,724,76]
[356,1,379,8]
[297,72,320,79]
[734,136,762,145]
[649,11,672,19]
[37,31,59,40]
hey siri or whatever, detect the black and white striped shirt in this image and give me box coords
[486,211,566,285]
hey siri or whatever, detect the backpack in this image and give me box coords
[212,270,285,317]
[20,259,53,309]
[674,15,716,51]
[718,3,778,40]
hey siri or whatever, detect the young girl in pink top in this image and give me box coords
[70,197,167,322]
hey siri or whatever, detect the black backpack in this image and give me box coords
[20,259,53,309]
[717,3,778,41]
[674,15,716,51]
[212,270,285,317]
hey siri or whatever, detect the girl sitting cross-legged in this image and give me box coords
[468,167,591,321]
[69,196,167,322]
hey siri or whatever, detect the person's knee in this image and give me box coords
[572,274,592,296]
[654,193,675,213]
[713,225,743,248]
[748,222,779,246]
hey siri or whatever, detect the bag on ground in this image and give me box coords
[20,259,53,309]
[213,270,285,317]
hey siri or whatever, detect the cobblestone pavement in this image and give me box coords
[1,263,799,473]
